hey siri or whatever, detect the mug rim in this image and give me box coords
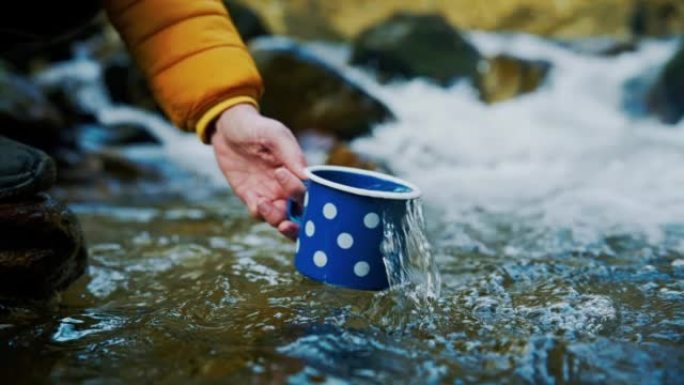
[305,165,422,200]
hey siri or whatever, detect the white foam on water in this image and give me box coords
[35,56,226,187]
[339,33,684,245]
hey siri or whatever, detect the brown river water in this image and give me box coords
[1,157,682,385]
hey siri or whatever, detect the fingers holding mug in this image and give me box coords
[275,167,305,204]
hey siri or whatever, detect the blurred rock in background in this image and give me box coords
[0,62,77,167]
[350,13,481,86]
[236,0,684,40]
[631,0,684,37]
[326,142,380,171]
[647,44,684,124]
[0,10,106,72]
[103,53,159,112]
[297,130,383,171]
[556,37,638,57]
[223,0,271,42]
[251,39,394,141]
[477,55,551,104]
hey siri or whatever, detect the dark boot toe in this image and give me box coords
[0,136,56,201]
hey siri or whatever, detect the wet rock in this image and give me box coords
[0,194,87,301]
[326,143,378,171]
[103,53,159,112]
[44,87,98,127]
[477,55,551,104]
[98,150,161,182]
[251,39,393,140]
[646,45,684,124]
[0,65,85,178]
[223,1,270,41]
[557,38,638,57]
[80,122,160,149]
[350,13,482,86]
[298,131,386,172]
[631,0,684,37]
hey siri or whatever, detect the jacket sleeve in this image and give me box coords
[103,0,263,143]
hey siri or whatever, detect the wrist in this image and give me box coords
[211,103,258,144]
[217,104,258,130]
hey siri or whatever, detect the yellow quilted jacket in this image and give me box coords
[104,0,263,143]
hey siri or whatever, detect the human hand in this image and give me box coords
[211,104,307,240]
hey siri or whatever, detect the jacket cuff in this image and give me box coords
[195,96,259,144]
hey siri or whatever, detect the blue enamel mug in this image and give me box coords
[289,165,421,291]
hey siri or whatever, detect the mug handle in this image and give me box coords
[287,197,304,225]
[287,179,309,226]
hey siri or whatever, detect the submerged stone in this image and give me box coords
[350,13,482,86]
[252,39,394,140]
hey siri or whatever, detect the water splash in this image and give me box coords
[382,199,441,301]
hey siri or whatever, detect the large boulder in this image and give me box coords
[223,1,270,41]
[350,13,482,86]
[0,194,87,301]
[251,39,394,140]
[646,45,684,124]
[0,137,86,301]
[477,55,551,104]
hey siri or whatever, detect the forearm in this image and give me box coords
[103,0,263,142]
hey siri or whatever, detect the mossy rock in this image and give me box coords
[252,39,394,140]
[350,13,482,86]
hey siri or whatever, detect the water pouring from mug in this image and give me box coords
[381,199,441,302]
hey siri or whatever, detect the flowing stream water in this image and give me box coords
[1,33,683,384]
